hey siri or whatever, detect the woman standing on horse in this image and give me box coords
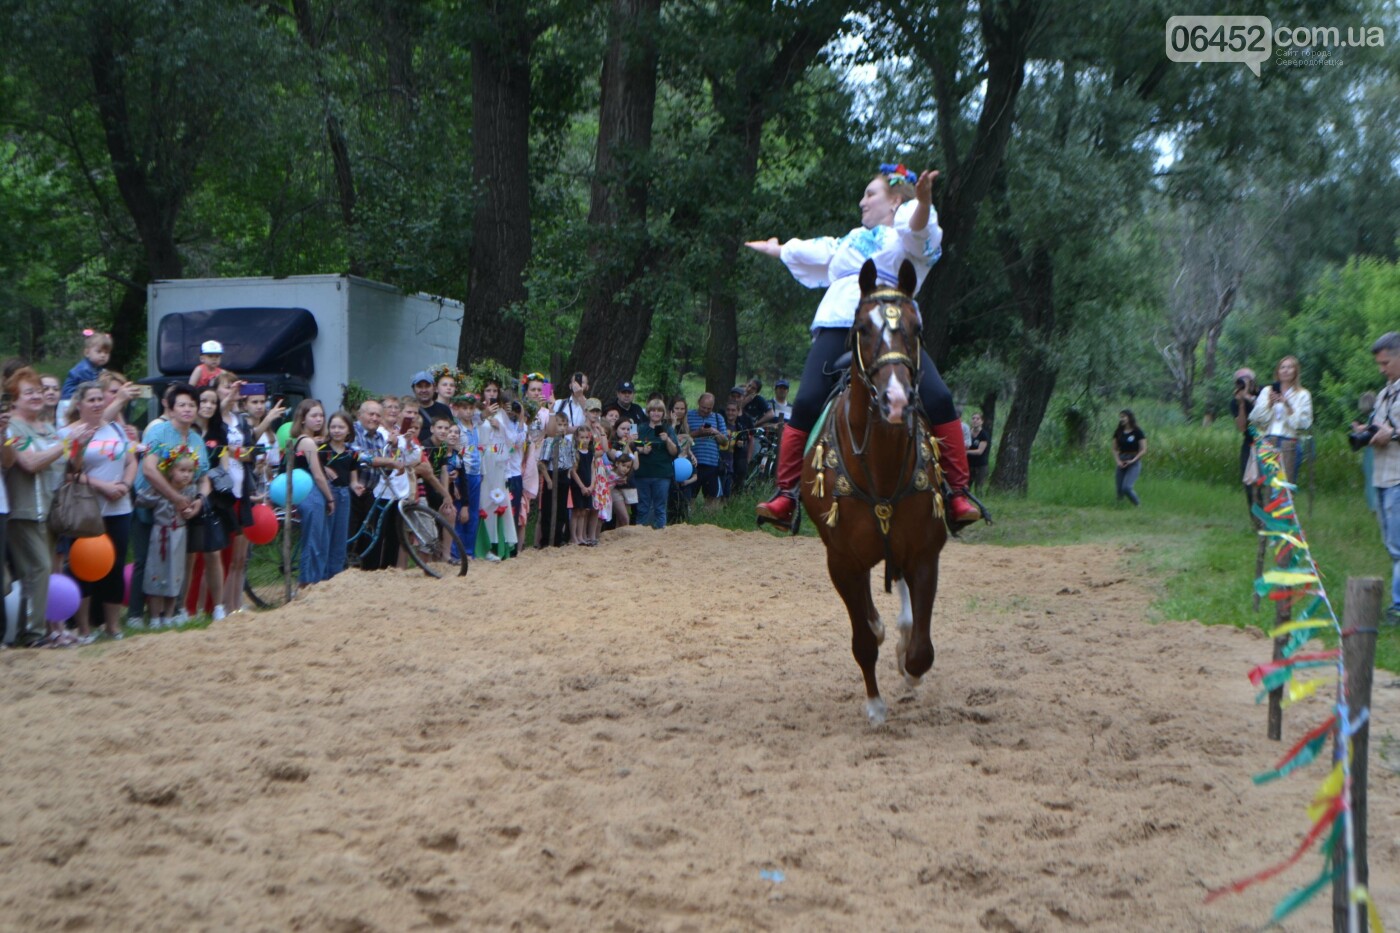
[745,163,981,530]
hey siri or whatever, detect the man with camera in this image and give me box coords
[1230,368,1260,518]
[1353,332,1400,624]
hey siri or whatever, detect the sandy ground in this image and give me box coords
[1,524,1398,932]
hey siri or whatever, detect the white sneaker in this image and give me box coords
[155,616,170,630]
[212,605,226,621]
[484,552,502,562]
[173,610,190,626]
[127,617,144,631]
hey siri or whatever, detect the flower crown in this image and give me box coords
[430,363,469,388]
[879,163,917,186]
[156,444,198,474]
[468,357,515,396]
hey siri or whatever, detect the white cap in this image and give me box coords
[201,340,224,354]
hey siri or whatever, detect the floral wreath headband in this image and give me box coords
[156,444,198,474]
[879,163,917,186]
[430,363,470,388]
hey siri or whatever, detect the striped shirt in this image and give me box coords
[1372,380,1400,489]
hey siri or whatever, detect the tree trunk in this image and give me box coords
[980,390,998,441]
[89,30,185,283]
[912,0,1040,370]
[1178,341,1196,417]
[989,245,1056,494]
[459,5,533,370]
[568,0,661,397]
[109,269,152,374]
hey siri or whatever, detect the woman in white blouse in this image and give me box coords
[1249,355,1312,482]
[744,163,979,531]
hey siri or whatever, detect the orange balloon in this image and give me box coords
[69,534,116,582]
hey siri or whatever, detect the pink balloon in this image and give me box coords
[122,563,134,607]
[45,573,81,623]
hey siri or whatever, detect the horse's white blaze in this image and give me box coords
[882,369,909,421]
[869,307,891,348]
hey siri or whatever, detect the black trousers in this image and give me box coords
[537,468,571,548]
[789,327,957,433]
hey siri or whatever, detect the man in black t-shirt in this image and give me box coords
[605,380,646,425]
[966,411,991,494]
[740,378,773,427]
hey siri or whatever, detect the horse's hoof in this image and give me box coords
[864,697,888,726]
[903,672,923,690]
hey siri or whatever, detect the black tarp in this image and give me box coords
[156,307,318,378]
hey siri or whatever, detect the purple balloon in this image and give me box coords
[45,573,82,623]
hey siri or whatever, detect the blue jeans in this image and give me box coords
[1115,461,1141,505]
[1375,485,1400,609]
[300,486,330,584]
[636,477,670,529]
[324,486,351,581]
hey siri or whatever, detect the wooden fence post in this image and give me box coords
[1332,577,1379,933]
[1268,597,1289,741]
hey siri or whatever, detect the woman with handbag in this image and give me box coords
[4,367,91,646]
[60,382,137,640]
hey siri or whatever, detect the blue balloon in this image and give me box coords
[269,468,314,507]
[673,457,694,482]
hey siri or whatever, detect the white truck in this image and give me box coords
[146,274,465,408]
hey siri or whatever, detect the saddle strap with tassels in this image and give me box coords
[807,407,945,592]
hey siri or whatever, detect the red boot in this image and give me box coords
[756,425,810,531]
[930,419,982,527]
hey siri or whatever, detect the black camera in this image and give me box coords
[1349,425,1379,451]
[509,400,522,413]
[1234,377,1247,390]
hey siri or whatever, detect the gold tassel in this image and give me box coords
[812,469,824,498]
[933,491,944,520]
[825,500,839,527]
[811,442,825,471]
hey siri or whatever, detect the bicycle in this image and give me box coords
[241,484,467,609]
[346,491,469,579]
[243,504,299,609]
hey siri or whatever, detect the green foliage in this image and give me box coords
[1281,256,1400,428]
[340,381,373,414]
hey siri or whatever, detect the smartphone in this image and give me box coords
[401,414,416,432]
[133,385,154,399]
[239,382,266,397]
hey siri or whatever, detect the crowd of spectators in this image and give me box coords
[0,336,789,648]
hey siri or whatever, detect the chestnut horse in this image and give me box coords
[801,259,948,726]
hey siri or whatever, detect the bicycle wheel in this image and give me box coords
[243,507,300,608]
[397,503,468,579]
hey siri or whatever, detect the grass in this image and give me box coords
[686,413,1400,672]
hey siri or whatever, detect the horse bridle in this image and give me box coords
[851,288,923,412]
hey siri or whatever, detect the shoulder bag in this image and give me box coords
[49,458,106,538]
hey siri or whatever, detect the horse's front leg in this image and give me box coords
[827,557,885,725]
[900,559,939,682]
[893,577,919,688]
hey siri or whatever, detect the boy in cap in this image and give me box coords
[191,340,224,387]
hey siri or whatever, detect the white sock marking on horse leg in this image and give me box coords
[864,696,888,726]
[868,612,884,645]
[895,578,921,689]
